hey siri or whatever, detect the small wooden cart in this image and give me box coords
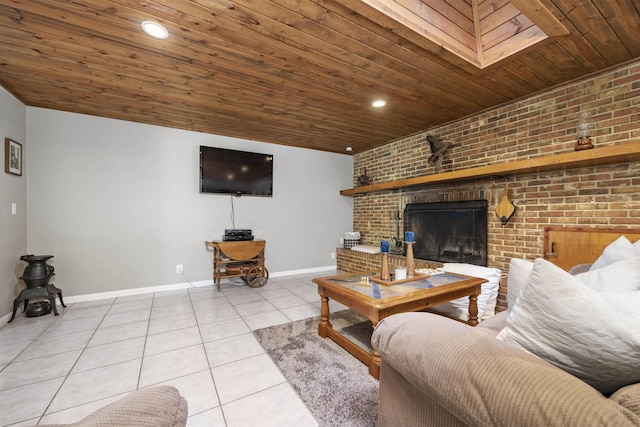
[205,239,269,290]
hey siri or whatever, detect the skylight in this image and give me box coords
[360,0,568,68]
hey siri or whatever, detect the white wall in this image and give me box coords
[26,108,353,299]
[0,88,27,319]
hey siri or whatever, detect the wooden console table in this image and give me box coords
[205,239,268,289]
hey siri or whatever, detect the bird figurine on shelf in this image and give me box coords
[427,134,450,169]
[357,168,371,187]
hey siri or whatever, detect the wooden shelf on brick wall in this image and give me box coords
[340,140,640,196]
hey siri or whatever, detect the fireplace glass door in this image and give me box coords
[404,200,488,266]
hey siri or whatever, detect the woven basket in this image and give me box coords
[225,263,254,275]
[343,238,361,249]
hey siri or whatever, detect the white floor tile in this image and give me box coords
[222,383,318,427]
[89,320,149,347]
[144,326,202,356]
[151,370,220,415]
[198,318,251,343]
[0,271,341,427]
[195,306,239,325]
[148,312,197,335]
[72,337,145,373]
[242,310,291,331]
[203,333,264,367]
[150,302,194,319]
[255,287,296,300]
[108,299,152,314]
[48,359,141,413]
[153,293,192,307]
[0,377,65,426]
[0,350,81,391]
[233,300,277,317]
[44,316,103,338]
[59,304,110,320]
[266,294,307,309]
[281,304,320,321]
[38,393,126,425]
[0,340,30,366]
[212,354,285,404]
[16,330,93,361]
[187,407,226,427]
[100,309,151,328]
[224,291,265,306]
[139,345,209,387]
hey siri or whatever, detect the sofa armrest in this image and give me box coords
[612,384,640,418]
[372,312,639,427]
[38,386,188,427]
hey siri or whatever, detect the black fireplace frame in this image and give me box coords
[404,200,488,266]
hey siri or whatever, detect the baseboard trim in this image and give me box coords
[1,265,337,325]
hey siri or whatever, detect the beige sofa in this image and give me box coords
[371,311,640,426]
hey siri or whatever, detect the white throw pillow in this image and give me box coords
[430,263,501,321]
[506,258,534,309]
[496,258,640,394]
[576,256,640,292]
[589,236,638,270]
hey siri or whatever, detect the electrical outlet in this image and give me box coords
[330,252,335,259]
[176,264,183,274]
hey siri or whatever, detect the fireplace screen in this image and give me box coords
[404,200,488,266]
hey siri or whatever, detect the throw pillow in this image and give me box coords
[506,258,533,309]
[496,258,640,394]
[576,256,640,292]
[430,263,501,321]
[589,236,638,270]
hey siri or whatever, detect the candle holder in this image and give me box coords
[380,252,391,281]
[405,241,415,277]
[575,112,594,151]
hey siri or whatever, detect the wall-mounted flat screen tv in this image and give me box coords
[200,146,273,197]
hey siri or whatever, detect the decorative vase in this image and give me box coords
[380,252,391,280]
[406,242,415,277]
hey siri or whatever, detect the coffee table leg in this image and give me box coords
[468,294,479,326]
[318,290,332,338]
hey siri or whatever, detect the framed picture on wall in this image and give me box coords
[5,138,22,176]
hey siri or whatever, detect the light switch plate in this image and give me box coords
[11,203,16,215]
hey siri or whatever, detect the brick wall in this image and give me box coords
[345,59,640,311]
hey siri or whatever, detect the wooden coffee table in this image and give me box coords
[312,271,486,379]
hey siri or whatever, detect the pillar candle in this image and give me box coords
[380,240,390,253]
[405,231,415,242]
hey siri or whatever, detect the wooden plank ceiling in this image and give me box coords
[0,0,638,154]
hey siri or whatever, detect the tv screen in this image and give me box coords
[199,146,273,196]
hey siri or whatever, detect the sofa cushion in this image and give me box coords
[589,236,640,270]
[506,258,533,309]
[496,258,640,394]
[576,256,640,292]
[430,263,501,321]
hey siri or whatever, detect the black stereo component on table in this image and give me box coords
[223,229,254,241]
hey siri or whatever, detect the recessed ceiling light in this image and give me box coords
[346,146,353,152]
[141,21,169,39]
[372,99,387,108]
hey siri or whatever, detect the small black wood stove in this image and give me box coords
[8,254,66,323]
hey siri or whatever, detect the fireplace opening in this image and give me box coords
[404,200,488,266]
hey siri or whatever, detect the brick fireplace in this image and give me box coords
[342,60,640,312]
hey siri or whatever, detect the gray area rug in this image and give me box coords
[253,310,378,427]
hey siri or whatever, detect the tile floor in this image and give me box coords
[0,270,350,427]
